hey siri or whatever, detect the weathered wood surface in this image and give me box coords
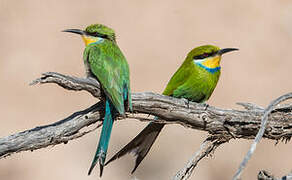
[1,72,291,180]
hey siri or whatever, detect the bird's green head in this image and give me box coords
[186,45,238,73]
[63,24,116,46]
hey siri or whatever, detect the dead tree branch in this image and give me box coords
[173,92,292,180]
[233,93,292,180]
[0,72,291,179]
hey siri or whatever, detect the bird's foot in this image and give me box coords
[202,103,209,111]
[181,98,190,109]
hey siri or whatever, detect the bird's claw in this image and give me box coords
[202,103,209,111]
[181,98,190,109]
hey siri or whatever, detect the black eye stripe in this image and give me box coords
[86,32,110,40]
[193,51,217,60]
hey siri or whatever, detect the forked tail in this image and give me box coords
[105,121,164,173]
[88,98,115,177]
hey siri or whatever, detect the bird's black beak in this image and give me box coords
[62,29,85,35]
[218,48,239,55]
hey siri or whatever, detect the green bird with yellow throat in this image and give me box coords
[63,24,132,177]
[105,45,238,173]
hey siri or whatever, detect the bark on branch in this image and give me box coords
[257,170,292,180]
[1,72,292,179]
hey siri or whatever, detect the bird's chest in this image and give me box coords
[192,70,220,100]
[199,71,220,88]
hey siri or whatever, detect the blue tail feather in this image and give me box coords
[124,85,132,112]
[88,97,115,177]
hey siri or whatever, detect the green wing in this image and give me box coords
[162,61,193,96]
[172,79,206,102]
[162,61,206,102]
[84,41,130,114]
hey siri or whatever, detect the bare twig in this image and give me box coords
[236,102,264,111]
[30,72,101,98]
[233,93,292,180]
[173,136,228,180]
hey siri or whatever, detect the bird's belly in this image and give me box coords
[189,74,219,102]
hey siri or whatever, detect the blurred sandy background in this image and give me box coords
[1,0,292,179]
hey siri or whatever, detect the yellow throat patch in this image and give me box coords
[82,35,103,46]
[202,55,221,69]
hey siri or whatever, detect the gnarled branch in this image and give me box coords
[1,72,292,179]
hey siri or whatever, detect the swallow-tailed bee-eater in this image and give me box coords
[63,24,132,177]
[106,45,238,173]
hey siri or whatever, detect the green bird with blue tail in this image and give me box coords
[63,24,132,177]
[105,45,238,173]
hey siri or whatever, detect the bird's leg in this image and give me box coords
[181,98,190,109]
[202,103,209,111]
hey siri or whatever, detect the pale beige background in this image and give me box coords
[1,0,292,179]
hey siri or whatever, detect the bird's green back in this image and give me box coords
[83,39,131,114]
